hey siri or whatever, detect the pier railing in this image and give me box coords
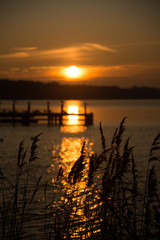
[0,101,93,126]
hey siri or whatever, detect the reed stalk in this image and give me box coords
[0,120,160,239]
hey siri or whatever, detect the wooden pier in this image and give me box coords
[0,101,93,126]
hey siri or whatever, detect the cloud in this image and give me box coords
[0,43,115,60]
[111,40,160,48]
[85,63,160,79]
[82,43,115,52]
[9,67,20,71]
[30,66,55,70]
[13,47,38,51]
[0,52,29,59]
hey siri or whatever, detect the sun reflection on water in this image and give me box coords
[59,137,84,173]
[48,100,99,239]
[62,100,86,126]
[48,133,103,239]
[61,125,86,133]
[67,105,79,125]
[50,137,94,177]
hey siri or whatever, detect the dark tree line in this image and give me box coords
[0,79,160,99]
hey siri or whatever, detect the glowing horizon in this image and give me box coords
[0,1,159,88]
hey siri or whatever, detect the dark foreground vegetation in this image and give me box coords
[1,79,160,99]
[0,118,160,239]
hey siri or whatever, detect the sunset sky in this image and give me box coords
[0,0,160,87]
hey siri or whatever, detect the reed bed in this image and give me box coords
[0,118,160,240]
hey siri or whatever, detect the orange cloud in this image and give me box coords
[0,52,29,59]
[13,47,37,51]
[0,43,115,60]
[84,64,160,79]
[82,43,115,52]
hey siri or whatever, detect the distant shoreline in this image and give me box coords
[0,79,160,100]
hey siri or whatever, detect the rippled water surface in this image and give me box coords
[0,99,160,177]
[0,99,160,239]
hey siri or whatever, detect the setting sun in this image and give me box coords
[66,66,80,78]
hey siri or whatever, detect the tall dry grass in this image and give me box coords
[0,118,160,239]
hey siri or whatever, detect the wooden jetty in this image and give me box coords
[0,101,93,126]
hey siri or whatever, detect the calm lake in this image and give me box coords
[0,99,160,178]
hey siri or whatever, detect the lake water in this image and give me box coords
[0,99,160,179]
[0,99,160,239]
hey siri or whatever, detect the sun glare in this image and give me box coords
[66,66,80,78]
[67,105,79,125]
[68,105,79,114]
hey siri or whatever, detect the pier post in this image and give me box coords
[61,100,64,114]
[27,102,31,125]
[47,101,50,126]
[21,102,31,125]
[60,100,64,126]
[84,102,87,115]
[27,102,31,113]
[59,115,63,126]
[85,113,93,126]
[25,102,31,125]
[12,100,16,126]
[84,102,87,126]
